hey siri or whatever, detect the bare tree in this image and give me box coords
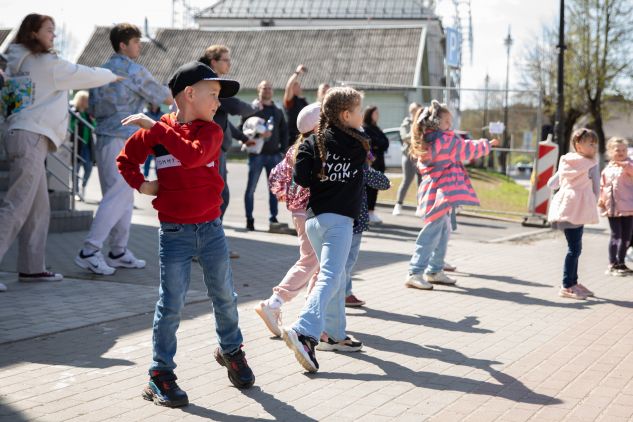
[519,0,633,154]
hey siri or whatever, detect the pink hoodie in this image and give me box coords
[599,158,633,217]
[548,152,599,225]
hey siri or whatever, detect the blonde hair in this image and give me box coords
[569,128,598,152]
[315,87,369,177]
[72,90,89,108]
[606,136,629,159]
[409,100,450,159]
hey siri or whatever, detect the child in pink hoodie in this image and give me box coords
[599,137,633,276]
[255,103,321,337]
[548,128,600,300]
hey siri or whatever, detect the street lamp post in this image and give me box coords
[556,0,566,152]
[502,26,513,175]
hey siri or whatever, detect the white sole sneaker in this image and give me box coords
[281,327,318,373]
[254,301,282,337]
[424,272,457,285]
[316,338,363,352]
[404,275,433,290]
[74,255,116,275]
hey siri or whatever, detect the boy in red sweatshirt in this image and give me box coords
[117,61,255,408]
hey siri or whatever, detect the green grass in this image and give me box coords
[379,168,529,218]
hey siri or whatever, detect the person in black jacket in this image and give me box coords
[199,45,259,220]
[282,86,368,373]
[362,105,390,224]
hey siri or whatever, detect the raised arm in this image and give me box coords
[53,59,118,90]
[283,64,306,106]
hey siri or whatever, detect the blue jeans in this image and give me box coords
[345,232,363,296]
[75,146,93,189]
[409,213,450,275]
[150,218,243,373]
[143,155,154,178]
[292,213,353,341]
[563,226,583,288]
[244,153,281,221]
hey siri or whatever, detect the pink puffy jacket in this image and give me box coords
[547,153,599,225]
[599,159,633,217]
[268,145,310,212]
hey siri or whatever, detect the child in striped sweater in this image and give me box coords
[405,100,498,290]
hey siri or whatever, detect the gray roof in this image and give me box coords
[77,26,425,90]
[196,0,435,20]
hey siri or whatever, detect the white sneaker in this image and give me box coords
[0,282,6,292]
[392,204,402,216]
[424,271,457,285]
[368,212,383,224]
[74,250,116,275]
[254,301,282,337]
[405,273,433,290]
[106,249,146,269]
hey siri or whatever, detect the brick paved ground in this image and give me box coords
[1,163,632,421]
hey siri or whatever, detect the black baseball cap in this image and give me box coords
[168,61,240,98]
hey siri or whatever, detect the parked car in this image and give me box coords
[383,127,403,168]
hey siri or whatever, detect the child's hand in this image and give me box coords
[139,180,159,196]
[489,139,501,147]
[121,114,156,129]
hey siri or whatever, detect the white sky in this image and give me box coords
[1,0,558,96]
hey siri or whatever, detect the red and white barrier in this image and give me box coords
[523,134,559,226]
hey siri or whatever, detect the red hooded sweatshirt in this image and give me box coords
[117,113,224,224]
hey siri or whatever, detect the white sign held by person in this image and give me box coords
[489,121,505,135]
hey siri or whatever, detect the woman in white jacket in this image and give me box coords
[0,14,120,287]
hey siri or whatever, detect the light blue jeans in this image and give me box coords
[345,232,363,296]
[292,213,353,341]
[150,218,243,372]
[409,212,451,275]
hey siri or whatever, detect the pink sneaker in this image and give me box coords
[576,283,594,297]
[559,285,587,300]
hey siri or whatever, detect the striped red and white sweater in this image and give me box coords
[415,130,491,224]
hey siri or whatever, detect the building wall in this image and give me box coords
[228,89,410,131]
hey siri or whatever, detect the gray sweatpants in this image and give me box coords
[0,129,51,273]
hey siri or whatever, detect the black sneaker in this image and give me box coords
[316,335,363,352]
[246,218,255,231]
[269,216,279,223]
[142,371,188,408]
[616,264,633,276]
[281,327,319,373]
[214,346,255,389]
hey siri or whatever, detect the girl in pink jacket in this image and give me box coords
[255,103,321,337]
[599,137,633,276]
[547,128,600,300]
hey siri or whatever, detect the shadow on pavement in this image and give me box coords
[350,308,493,334]
[315,350,561,405]
[458,272,553,289]
[0,399,30,422]
[181,387,316,422]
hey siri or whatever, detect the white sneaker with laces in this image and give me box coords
[254,301,282,337]
[392,204,402,216]
[424,271,457,285]
[106,249,146,269]
[405,273,433,290]
[75,250,116,275]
